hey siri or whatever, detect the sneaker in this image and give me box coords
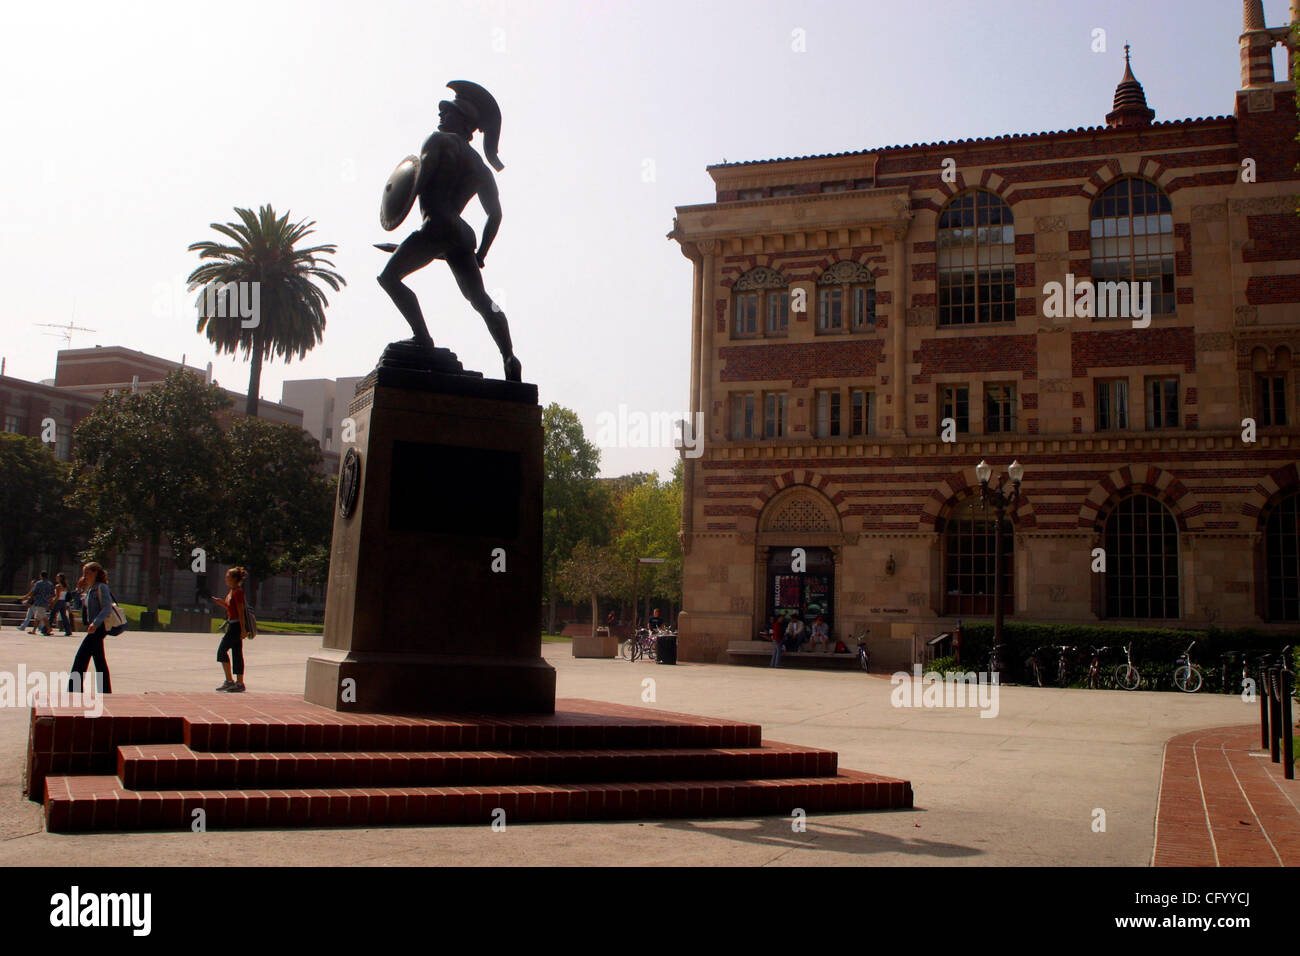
[216,680,235,692]
[228,683,246,693]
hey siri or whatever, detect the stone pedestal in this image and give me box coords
[304,342,556,714]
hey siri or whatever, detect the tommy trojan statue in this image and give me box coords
[376,80,521,382]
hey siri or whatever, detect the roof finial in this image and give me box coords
[1107,45,1155,128]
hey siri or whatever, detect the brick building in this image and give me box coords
[668,2,1300,667]
[2,346,321,614]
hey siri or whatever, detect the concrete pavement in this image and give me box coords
[0,629,1266,866]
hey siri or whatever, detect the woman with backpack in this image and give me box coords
[211,567,249,693]
[68,562,117,694]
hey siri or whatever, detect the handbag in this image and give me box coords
[98,584,127,635]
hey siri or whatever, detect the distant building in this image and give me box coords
[281,376,365,454]
[1,345,327,615]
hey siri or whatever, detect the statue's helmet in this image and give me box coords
[445,80,503,171]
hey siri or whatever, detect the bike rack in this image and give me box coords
[1258,654,1295,781]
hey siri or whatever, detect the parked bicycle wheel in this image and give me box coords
[1029,658,1044,687]
[1173,664,1203,693]
[858,647,870,672]
[1115,664,1142,691]
[620,639,634,661]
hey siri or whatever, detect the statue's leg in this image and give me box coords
[447,250,521,382]
[378,232,440,347]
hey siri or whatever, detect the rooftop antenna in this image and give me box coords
[35,319,97,348]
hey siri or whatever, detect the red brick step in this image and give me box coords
[44,770,912,832]
[118,741,838,790]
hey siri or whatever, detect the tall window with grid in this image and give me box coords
[1089,178,1176,316]
[937,190,1016,326]
[1266,493,1300,621]
[1103,494,1180,619]
[942,497,1013,616]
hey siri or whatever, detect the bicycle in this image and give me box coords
[1025,646,1047,687]
[1173,640,1203,693]
[1086,645,1112,689]
[852,631,870,672]
[620,627,659,662]
[1114,643,1142,691]
[1053,644,1076,687]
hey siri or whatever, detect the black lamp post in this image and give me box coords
[976,459,1023,678]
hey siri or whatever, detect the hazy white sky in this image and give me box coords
[0,0,1271,477]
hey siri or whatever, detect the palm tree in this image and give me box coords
[188,205,345,418]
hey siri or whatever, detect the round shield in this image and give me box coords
[379,155,421,231]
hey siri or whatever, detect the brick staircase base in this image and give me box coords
[26,694,912,832]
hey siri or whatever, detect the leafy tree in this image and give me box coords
[556,540,623,639]
[613,462,683,621]
[0,434,81,593]
[210,417,334,605]
[542,403,614,632]
[68,370,230,618]
[188,205,345,418]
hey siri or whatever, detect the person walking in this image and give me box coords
[30,571,55,636]
[52,573,74,637]
[768,616,784,668]
[17,581,36,631]
[210,567,249,693]
[68,562,115,695]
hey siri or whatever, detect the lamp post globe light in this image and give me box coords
[977,461,1024,680]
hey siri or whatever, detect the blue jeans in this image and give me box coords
[19,606,33,630]
[770,641,783,667]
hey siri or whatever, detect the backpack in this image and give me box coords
[835,640,848,654]
[242,603,258,640]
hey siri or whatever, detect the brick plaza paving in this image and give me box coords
[0,630,1293,866]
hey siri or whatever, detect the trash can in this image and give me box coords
[657,633,678,665]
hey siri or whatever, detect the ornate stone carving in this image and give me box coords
[1247,90,1275,113]
[818,260,874,285]
[1196,332,1234,352]
[1034,215,1067,233]
[1236,305,1259,326]
[762,494,837,532]
[843,591,867,606]
[1048,585,1067,603]
[729,596,751,613]
[707,564,729,583]
[905,306,936,327]
[1229,196,1295,216]
[1040,378,1073,393]
[1191,202,1227,222]
[733,265,789,291]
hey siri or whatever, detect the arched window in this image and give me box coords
[1089,178,1175,315]
[816,261,875,333]
[731,267,789,338]
[1265,492,1300,621]
[1103,494,1179,618]
[937,190,1015,326]
[941,497,1013,615]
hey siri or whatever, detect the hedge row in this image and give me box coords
[940,621,1299,692]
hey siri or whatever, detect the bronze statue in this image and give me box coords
[376,80,521,382]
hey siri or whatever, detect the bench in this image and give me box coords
[726,640,861,670]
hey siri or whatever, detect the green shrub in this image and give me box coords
[951,622,1299,692]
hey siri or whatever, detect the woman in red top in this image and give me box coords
[211,567,248,693]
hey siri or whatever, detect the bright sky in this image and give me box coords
[0,0,1272,477]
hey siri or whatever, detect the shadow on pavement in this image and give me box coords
[655,810,983,860]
